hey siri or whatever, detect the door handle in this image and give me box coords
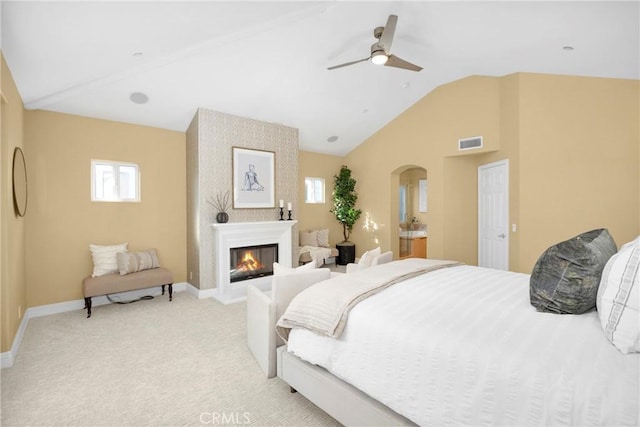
[498,233,506,238]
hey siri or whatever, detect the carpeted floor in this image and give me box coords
[0,291,341,426]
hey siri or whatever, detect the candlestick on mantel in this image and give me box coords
[279,207,284,221]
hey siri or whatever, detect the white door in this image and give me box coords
[478,160,509,270]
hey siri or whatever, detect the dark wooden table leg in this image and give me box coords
[84,297,92,318]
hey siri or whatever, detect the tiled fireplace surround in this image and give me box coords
[186,108,299,298]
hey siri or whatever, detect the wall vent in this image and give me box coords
[458,136,483,151]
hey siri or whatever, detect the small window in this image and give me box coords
[305,177,325,204]
[91,160,140,202]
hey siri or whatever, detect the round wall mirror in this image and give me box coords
[12,147,28,217]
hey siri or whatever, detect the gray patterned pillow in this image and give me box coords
[116,249,160,275]
[530,229,617,314]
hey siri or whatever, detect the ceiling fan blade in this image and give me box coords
[378,14,398,54]
[327,56,370,70]
[385,54,423,72]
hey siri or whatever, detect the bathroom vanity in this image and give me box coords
[399,230,427,259]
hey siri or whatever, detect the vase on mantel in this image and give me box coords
[208,191,231,224]
[216,212,229,223]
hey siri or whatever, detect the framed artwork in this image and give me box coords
[232,147,275,208]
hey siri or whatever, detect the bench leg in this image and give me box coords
[162,284,173,301]
[84,297,92,318]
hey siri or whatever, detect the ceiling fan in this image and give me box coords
[327,14,422,72]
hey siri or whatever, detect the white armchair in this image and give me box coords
[375,251,393,266]
[345,250,393,274]
[246,268,332,378]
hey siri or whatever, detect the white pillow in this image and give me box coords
[300,231,318,247]
[596,236,639,354]
[358,247,381,267]
[273,261,317,276]
[89,243,128,277]
[315,229,330,247]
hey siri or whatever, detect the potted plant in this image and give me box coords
[331,165,362,265]
[207,190,230,223]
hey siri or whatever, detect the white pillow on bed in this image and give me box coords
[273,261,316,275]
[596,236,639,354]
[358,247,381,267]
[299,231,318,247]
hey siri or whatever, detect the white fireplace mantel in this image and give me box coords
[211,220,297,304]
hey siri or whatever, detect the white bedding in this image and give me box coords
[287,264,640,426]
[277,259,460,340]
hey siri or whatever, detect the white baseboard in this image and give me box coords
[0,308,29,369]
[1,282,190,369]
[185,283,217,299]
[0,352,13,368]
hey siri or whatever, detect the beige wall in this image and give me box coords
[24,111,186,307]
[340,73,638,272]
[344,76,502,262]
[297,151,343,246]
[442,155,479,265]
[1,54,27,353]
[517,74,639,270]
[186,113,199,289]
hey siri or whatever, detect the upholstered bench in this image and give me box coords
[82,267,173,318]
[298,246,338,266]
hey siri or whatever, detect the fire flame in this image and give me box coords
[236,251,263,272]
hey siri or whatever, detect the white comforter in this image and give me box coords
[287,264,640,426]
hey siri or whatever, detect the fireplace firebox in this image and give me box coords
[229,243,278,283]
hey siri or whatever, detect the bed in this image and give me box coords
[249,234,639,426]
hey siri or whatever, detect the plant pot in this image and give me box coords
[336,241,356,265]
[216,212,229,223]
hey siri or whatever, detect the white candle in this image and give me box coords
[279,199,284,208]
[287,202,292,211]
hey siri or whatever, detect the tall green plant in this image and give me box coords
[331,165,362,243]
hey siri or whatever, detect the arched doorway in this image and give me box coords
[390,165,427,259]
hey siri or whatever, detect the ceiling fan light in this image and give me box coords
[371,51,388,65]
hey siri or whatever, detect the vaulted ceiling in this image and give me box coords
[2,1,638,155]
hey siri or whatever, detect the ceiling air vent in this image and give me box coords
[458,136,483,151]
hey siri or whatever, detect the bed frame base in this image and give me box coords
[277,346,416,426]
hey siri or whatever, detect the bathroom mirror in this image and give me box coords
[399,167,427,222]
[419,179,428,212]
[12,147,27,217]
